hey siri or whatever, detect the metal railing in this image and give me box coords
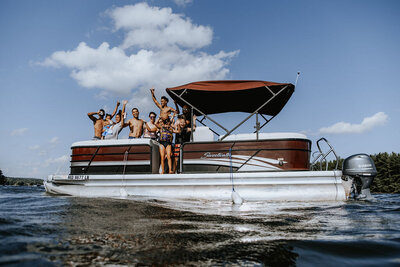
[311,138,339,171]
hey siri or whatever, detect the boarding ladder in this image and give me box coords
[311,138,339,171]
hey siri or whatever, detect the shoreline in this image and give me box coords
[2,177,43,186]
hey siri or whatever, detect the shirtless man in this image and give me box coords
[125,107,145,138]
[87,109,106,140]
[150,88,176,120]
[88,101,120,140]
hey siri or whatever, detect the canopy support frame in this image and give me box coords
[168,89,229,133]
[253,113,277,133]
[168,84,289,141]
[219,85,289,141]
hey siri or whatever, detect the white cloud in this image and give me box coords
[40,43,237,95]
[29,145,40,150]
[49,137,59,144]
[173,0,193,7]
[109,3,211,50]
[319,112,388,134]
[11,128,28,136]
[39,2,239,111]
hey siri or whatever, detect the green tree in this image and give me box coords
[0,169,6,185]
[370,152,400,193]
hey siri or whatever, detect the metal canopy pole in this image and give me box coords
[168,90,229,133]
[169,84,289,141]
[197,118,220,136]
[253,114,276,133]
[219,85,289,141]
[295,72,300,87]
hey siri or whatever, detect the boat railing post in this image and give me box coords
[191,107,194,142]
[255,112,260,140]
[179,145,183,173]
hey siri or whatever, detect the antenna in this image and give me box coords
[295,71,300,87]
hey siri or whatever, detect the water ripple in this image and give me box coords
[0,186,399,266]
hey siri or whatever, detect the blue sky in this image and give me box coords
[1,0,399,178]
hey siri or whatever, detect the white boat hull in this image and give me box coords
[44,170,348,201]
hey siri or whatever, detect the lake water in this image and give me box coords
[1,186,399,266]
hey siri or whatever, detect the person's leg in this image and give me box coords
[159,145,166,174]
[166,145,173,174]
[172,144,180,173]
[173,156,178,173]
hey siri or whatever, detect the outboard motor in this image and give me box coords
[342,154,377,200]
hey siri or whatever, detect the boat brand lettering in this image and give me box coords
[201,152,230,159]
[68,175,89,180]
[358,164,372,168]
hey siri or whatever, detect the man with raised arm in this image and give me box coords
[104,100,128,140]
[150,88,176,121]
[101,101,120,139]
[125,107,145,138]
[87,101,120,140]
[87,109,106,140]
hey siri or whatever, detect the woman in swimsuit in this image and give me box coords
[143,112,158,140]
[156,118,180,174]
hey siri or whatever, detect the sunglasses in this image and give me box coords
[150,116,156,118]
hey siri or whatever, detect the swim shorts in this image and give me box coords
[174,144,181,157]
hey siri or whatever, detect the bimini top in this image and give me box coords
[166,80,294,116]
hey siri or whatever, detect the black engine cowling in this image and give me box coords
[342,154,377,199]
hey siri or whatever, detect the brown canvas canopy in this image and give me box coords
[166,80,295,116]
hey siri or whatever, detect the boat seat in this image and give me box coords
[193,126,215,142]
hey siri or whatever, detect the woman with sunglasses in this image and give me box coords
[143,112,158,140]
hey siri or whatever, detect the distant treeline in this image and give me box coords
[0,170,43,186]
[313,152,400,194]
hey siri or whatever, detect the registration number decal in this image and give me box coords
[68,175,89,180]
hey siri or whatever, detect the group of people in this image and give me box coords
[87,88,196,174]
